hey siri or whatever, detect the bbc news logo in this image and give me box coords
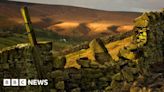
[3,79,48,86]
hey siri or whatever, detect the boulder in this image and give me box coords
[89,38,112,64]
[89,38,108,53]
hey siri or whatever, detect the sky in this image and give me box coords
[10,0,164,12]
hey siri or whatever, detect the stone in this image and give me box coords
[90,63,99,69]
[134,13,149,27]
[105,73,114,82]
[149,12,158,21]
[55,81,65,90]
[122,69,134,82]
[94,53,112,64]
[50,89,57,92]
[110,80,121,89]
[89,38,108,53]
[99,77,109,82]
[138,28,147,33]
[81,68,103,78]
[69,73,81,79]
[119,48,136,60]
[121,81,131,92]
[81,81,96,89]
[89,38,112,64]
[92,90,101,92]
[97,81,108,89]
[130,87,140,92]
[135,18,149,28]
[105,86,112,92]
[71,88,81,92]
[125,44,138,51]
[1,52,8,63]
[53,56,66,69]
[51,70,64,80]
[130,68,139,74]
[0,41,54,91]
[58,90,66,92]
[64,67,79,74]
[2,63,9,69]
[112,73,123,81]
[63,71,70,80]
[66,82,79,89]
[77,58,90,68]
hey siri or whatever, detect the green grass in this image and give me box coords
[0,36,26,49]
[0,27,86,52]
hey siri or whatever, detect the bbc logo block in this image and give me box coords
[3,79,10,86]
[3,79,27,86]
[19,79,27,86]
[11,79,18,86]
[3,79,48,86]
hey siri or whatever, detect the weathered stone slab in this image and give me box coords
[89,38,112,64]
[77,57,90,68]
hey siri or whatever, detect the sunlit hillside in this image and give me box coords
[0,1,141,38]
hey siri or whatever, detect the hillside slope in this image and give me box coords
[0,1,141,37]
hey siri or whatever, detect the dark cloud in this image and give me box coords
[10,0,164,12]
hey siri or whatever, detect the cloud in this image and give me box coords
[10,0,164,12]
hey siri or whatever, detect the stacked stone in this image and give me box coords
[127,10,164,71]
[65,58,108,92]
[38,42,54,75]
[78,58,102,91]
[50,56,67,92]
[0,41,53,92]
[0,44,34,91]
[45,10,164,92]
[135,10,164,91]
[118,13,151,61]
[104,61,140,92]
[116,9,164,91]
[0,10,164,92]
[64,67,81,92]
[49,56,111,92]
[141,10,164,64]
[89,38,113,64]
[70,57,140,92]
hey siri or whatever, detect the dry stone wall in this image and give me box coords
[49,9,164,92]
[0,9,164,92]
[0,41,53,92]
